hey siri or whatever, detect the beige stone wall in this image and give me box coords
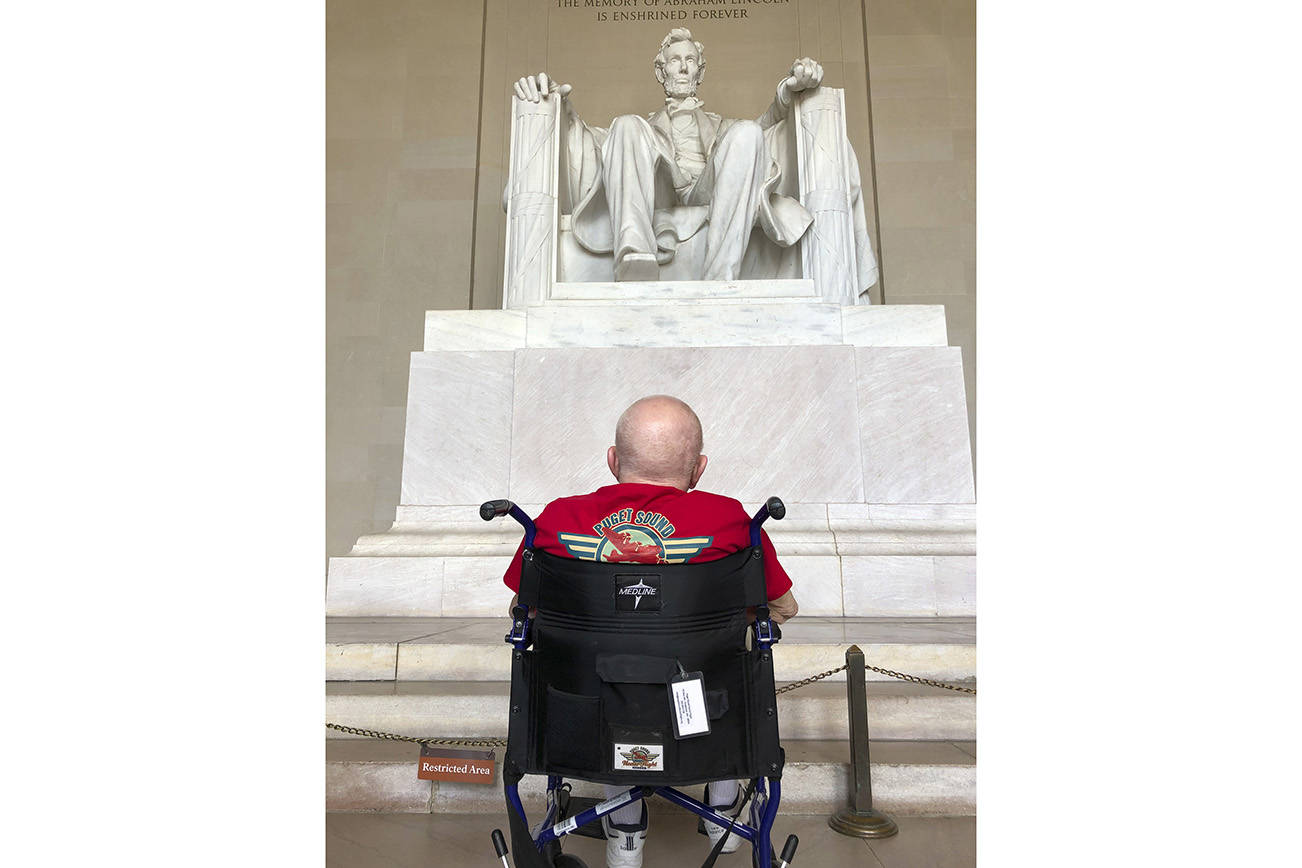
[326,0,487,558]
[326,0,976,558]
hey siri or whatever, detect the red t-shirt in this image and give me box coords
[502,482,792,601]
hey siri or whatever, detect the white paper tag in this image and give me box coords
[551,815,579,837]
[670,674,710,738]
[595,791,637,815]
[614,742,664,772]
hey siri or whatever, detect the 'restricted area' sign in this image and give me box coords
[417,745,497,784]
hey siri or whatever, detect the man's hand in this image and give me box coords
[767,589,798,624]
[507,593,538,619]
[747,590,799,625]
[779,57,823,105]
[513,73,573,103]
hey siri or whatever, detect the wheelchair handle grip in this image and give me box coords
[749,495,786,547]
[490,828,508,858]
[480,499,537,549]
[779,834,798,865]
[480,500,512,521]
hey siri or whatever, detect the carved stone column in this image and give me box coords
[502,95,561,309]
[794,88,860,306]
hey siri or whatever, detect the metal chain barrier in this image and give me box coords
[325,722,507,748]
[863,663,977,695]
[326,650,974,745]
[774,663,847,694]
[775,662,975,695]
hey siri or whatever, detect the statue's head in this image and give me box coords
[653,28,705,99]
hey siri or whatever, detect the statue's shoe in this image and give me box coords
[614,252,659,282]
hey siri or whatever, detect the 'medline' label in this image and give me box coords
[615,574,661,611]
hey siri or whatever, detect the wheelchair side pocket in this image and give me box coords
[543,685,602,773]
[705,687,729,719]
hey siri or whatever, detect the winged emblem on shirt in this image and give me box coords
[558,524,712,564]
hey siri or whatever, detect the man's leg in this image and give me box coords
[687,119,768,281]
[601,782,648,867]
[701,779,744,854]
[602,115,661,281]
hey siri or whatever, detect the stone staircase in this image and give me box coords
[325,616,976,815]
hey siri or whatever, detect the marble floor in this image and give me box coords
[326,812,975,868]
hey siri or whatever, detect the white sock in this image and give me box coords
[707,779,740,808]
[603,784,645,828]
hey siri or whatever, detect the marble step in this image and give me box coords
[340,502,977,560]
[422,304,950,351]
[326,508,976,618]
[325,552,975,618]
[548,278,819,303]
[326,737,976,816]
[325,678,975,742]
[326,616,976,683]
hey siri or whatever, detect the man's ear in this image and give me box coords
[688,453,708,489]
[607,445,620,481]
[654,62,665,85]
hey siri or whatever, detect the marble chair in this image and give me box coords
[502,87,865,308]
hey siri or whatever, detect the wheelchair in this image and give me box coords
[481,497,800,868]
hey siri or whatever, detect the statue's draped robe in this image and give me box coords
[562,89,879,295]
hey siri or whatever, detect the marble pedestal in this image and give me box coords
[327,280,975,620]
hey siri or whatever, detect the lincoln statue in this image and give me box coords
[513,27,876,290]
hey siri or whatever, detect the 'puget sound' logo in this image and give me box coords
[558,508,712,565]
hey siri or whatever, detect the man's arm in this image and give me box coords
[767,589,798,624]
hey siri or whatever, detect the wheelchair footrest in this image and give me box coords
[558,797,607,840]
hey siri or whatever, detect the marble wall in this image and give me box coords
[863,0,976,461]
[394,342,973,509]
[327,0,977,557]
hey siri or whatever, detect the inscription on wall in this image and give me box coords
[556,0,790,23]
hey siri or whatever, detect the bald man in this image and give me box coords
[501,395,797,868]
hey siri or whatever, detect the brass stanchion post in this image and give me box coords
[828,645,898,838]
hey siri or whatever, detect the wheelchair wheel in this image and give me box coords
[553,854,589,868]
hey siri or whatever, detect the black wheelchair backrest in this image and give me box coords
[507,546,783,787]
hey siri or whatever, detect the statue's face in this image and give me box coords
[658,40,702,98]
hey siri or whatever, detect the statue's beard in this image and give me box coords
[663,78,699,99]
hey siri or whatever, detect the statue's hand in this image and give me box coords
[783,57,824,96]
[513,73,572,103]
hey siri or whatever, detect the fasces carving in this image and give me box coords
[796,88,858,306]
[503,96,560,309]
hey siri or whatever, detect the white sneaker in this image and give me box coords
[702,783,744,855]
[603,806,648,868]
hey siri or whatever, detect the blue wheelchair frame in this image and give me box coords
[485,497,791,868]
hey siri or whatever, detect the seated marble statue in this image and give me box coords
[514,27,874,288]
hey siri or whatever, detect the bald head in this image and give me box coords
[608,395,708,490]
